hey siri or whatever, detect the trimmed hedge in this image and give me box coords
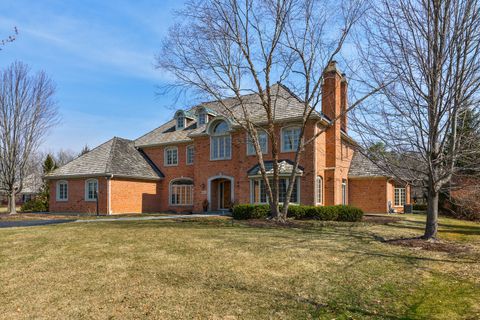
[232,204,363,222]
[232,204,270,220]
[413,203,427,211]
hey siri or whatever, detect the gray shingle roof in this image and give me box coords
[135,83,325,147]
[46,137,163,180]
[348,151,390,177]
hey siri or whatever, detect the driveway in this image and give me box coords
[0,214,224,229]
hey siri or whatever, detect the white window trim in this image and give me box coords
[85,178,98,202]
[164,146,179,166]
[246,131,268,156]
[316,176,323,205]
[198,112,207,125]
[249,177,300,204]
[169,178,194,206]
[210,135,232,160]
[176,113,186,130]
[56,180,68,201]
[186,145,194,165]
[281,126,302,153]
[394,187,406,206]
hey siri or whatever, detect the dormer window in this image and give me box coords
[176,114,185,130]
[198,112,207,125]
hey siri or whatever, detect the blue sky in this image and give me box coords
[0,0,186,153]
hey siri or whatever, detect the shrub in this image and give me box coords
[413,203,427,211]
[232,203,363,222]
[335,205,364,222]
[286,205,307,219]
[21,198,48,213]
[232,204,270,220]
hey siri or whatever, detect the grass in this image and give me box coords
[0,214,478,319]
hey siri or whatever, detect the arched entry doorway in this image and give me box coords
[208,175,234,211]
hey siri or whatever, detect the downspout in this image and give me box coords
[107,174,113,215]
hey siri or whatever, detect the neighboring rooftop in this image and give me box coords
[348,152,390,178]
[46,137,163,180]
[135,83,326,147]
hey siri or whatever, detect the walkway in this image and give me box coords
[0,214,224,229]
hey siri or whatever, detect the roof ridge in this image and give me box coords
[105,136,118,174]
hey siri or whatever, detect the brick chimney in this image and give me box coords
[321,61,348,205]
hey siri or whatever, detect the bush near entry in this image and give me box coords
[233,204,363,222]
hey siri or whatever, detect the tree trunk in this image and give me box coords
[423,186,439,239]
[8,190,17,215]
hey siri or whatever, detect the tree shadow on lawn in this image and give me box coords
[393,219,480,236]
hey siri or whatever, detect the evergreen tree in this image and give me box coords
[38,154,57,211]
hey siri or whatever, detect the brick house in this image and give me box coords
[45,62,411,214]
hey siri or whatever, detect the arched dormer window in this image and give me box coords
[209,119,231,160]
[198,109,207,125]
[175,111,186,130]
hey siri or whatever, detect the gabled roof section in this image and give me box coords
[46,137,163,180]
[135,83,326,147]
[247,160,304,176]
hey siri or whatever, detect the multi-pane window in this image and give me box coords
[176,115,185,129]
[316,176,323,204]
[282,127,301,152]
[198,112,207,125]
[210,121,231,160]
[247,131,268,155]
[165,147,178,166]
[186,145,194,165]
[85,179,98,201]
[170,179,194,205]
[251,179,268,204]
[57,181,68,201]
[342,179,347,205]
[251,177,299,204]
[394,187,406,206]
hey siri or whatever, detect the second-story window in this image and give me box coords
[186,145,194,165]
[165,147,178,166]
[281,127,301,152]
[210,120,231,160]
[247,131,268,155]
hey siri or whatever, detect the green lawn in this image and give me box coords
[0,215,478,319]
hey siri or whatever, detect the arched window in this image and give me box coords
[210,120,231,160]
[85,179,98,201]
[281,126,301,152]
[316,176,323,205]
[56,180,68,201]
[170,179,194,205]
[165,146,178,166]
[198,111,207,125]
[176,114,185,129]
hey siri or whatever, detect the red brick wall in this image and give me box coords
[49,177,108,214]
[349,177,388,213]
[110,178,162,214]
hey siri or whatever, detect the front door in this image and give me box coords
[218,180,231,210]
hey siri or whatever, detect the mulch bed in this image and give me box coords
[362,215,402,224]
[384,237,471,253]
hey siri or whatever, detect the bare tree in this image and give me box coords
[157,0,379,220]
[351,0,480,238]
[55,149,78,166]
[0,62,58,214]
[0,27,17,51]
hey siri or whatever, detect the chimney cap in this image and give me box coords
[325,60,341,75]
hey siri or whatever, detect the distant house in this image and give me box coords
[0,174,42,206]
[45,62,412,215]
